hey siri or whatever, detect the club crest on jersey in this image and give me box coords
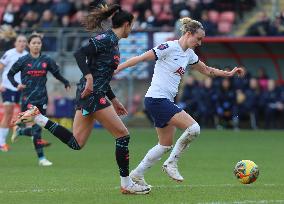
[41,62,47,69]
[174,67,185,76]
[95,34,106,40]
[157,43,169,50]
[99,97,107,105]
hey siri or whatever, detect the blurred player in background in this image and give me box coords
[115,17,245,187]
[0,35,28,152]
[8,33,70,166]
[13,4,151,194]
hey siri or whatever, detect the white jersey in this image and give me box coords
[0,48,28,91]
[145,40,199,102]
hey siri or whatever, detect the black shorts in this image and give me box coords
[1,88,21,104]
[21,103,47,115]
[75,78,110,116]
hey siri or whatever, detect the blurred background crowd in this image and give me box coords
[0,0,284,129]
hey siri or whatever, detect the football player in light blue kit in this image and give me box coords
[116,17,245,186]
[0,35,28,152]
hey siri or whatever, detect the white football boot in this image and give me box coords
[39,158,53,167]
[162,161,184,182]
[120,181,151,195]
[129,170,152,188]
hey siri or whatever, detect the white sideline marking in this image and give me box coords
[0,183,283,194]
[198,200,284,204]
[114,183,284,189]
[0,188,68,194]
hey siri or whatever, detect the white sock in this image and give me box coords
[120,176,132,188]
[165,123,200,164]
[0,128,9,145]
[34,114,49,127]
[134,144,172,176]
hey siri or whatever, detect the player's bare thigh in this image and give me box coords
[156,124,176,146]
[0,103,14,127]
[94,105,129,138]
[168,110,197,130]
[73,110,96,147]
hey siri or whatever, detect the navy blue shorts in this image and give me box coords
[144,97,182,128]
[1,89,21,104]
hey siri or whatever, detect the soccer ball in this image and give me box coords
[233,160,259,184]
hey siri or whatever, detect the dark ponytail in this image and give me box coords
[83,4,134,31]
[82,4,121,31]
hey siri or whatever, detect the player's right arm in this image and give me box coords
[7,59,25,90]
[0,52,9,91]
[116,50,155,73]
[0,63,5,92]
[116,42,171,74]
[74,42,98,98]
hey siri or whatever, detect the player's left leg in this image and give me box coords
[31,124,52,166]
[163,110,200,182]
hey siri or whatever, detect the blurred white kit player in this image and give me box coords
[0,42,28,152]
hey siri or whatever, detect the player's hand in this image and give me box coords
[0,85,6,92]
[112,98,128,116]
[113,68,121,75]
[17,84,26,91]
[65,83,71,92]
[81,74,93,98]
[229,67,245,77]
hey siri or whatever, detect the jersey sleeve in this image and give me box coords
[188,50,199,65]
[7,59,24,87]
[152,42,171,60]
[89,34,110,53]
[0,51,10,66]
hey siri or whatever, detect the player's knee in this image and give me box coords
[115,126,129,137]
[186,122,200,140]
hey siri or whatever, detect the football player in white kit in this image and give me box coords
[115,17,245,186]
[0,35,28,152]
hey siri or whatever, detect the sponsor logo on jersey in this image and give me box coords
[27,70,47,77]
[174,67,185,76]
[157,43,169,50]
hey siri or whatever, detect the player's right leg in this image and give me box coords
[0,103,13,152]
[130,125,175,187]
[0,88,20,151]
[94,105,151,195]
[14,106,94,150]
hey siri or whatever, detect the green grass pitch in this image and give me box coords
[1,129,284,204]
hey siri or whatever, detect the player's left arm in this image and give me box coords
[191,61,245,78]
[49,58,71,90]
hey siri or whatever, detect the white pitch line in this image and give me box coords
[113,183,284,189]
[198,200,284,204]
[0,188,69,194]
[1,183,283,194]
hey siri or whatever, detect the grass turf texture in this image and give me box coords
[1,129,284,204]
